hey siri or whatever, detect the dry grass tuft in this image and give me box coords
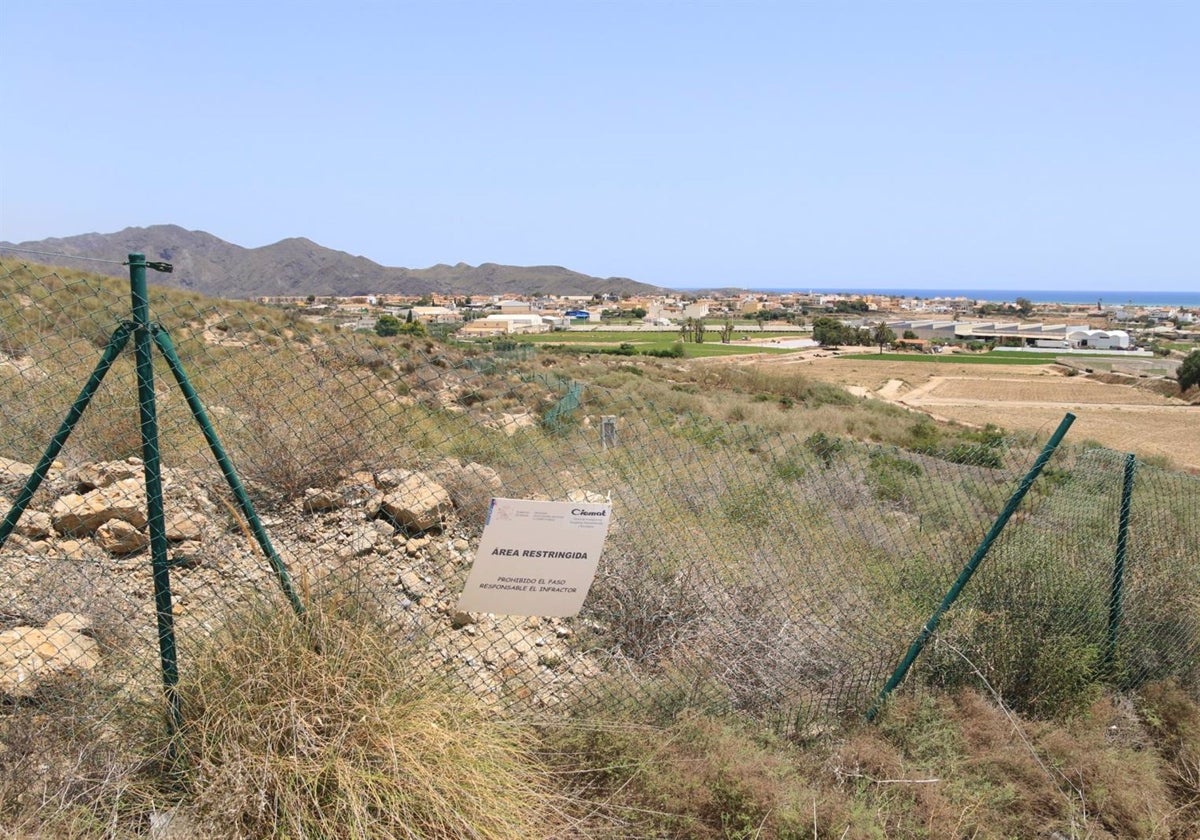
[0,682,167,838]
[174,594,559,839]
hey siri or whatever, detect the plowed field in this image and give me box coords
[741,353,1200,471]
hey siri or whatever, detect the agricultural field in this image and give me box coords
[513,323,1199,470]
[734,351,1200,471]
[511,329,801,358]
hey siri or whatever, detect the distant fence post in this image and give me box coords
[601,415,618,449]
[866,412,1076,721]
[1104,452,1136,675]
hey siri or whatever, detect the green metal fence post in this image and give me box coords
[129,253,182,735]
[1104,452,1136,675]
[151,324,306,617]
[0,322,133,548]
[866,411,1076,722]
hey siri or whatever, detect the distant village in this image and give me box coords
[259,289,1200,352]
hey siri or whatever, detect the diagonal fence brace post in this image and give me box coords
[0,321,134,547]
[150,323,305,617]
[866,411,1076,722]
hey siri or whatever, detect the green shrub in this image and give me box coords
[721,484,773,528]
[772,448,807,482]
[805,431,843,468]
[867,451,924,503]
[643,341,686,358]
[942,442,1005,469]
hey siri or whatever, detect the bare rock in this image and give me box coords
[71,459,142,491]
[335,526,379,559]
[302,487,344,513]
[336,472,379,505]
[432,460,504,494]
[374,469,406,490]
[0,613,100,699]
[0,457,35,483]
[376,472,451,533]
[96,519,149,555]
[171,540,205,568]
[14,509,52,539]
[450,610,476,629]
[504,412,539,434]
[427,461,504,522]
[165,511,206,542]
[566,489,608,503]
[399,571,431,599]
[57,539,103,561]
[52,477,147,536]
[0,633,42,698]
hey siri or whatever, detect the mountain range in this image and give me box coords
[0,225,666,299]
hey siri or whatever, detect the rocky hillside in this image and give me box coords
[0,225,665,299]
[0,454,595,707]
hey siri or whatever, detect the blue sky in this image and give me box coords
[2,1,1196,292]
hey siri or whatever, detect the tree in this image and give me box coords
[374,314,402,337]
[1015,297,1034,317]
[872,321,896,353]
[680,317,707,343]
[812,316,849,347]
[1179,349,1200,392]
[630,307,647,319]
[903,329,918,340]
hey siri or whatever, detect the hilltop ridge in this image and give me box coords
[0,225,666,299]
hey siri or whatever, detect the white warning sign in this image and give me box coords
[455,497,612,617]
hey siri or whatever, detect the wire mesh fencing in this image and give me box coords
[1,255,1198,762]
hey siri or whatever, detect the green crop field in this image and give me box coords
[510,330,801,357]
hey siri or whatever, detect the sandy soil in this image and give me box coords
[728,351,1200,472]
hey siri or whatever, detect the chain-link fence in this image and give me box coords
[2,255,1198,760]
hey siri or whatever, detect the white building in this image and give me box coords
[1066,329,1132,350]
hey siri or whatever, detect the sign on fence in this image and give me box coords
[456,497,612,617]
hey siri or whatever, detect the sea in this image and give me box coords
[748,288,1200,308]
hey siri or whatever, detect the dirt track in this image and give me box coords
[737,351,1200,472]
